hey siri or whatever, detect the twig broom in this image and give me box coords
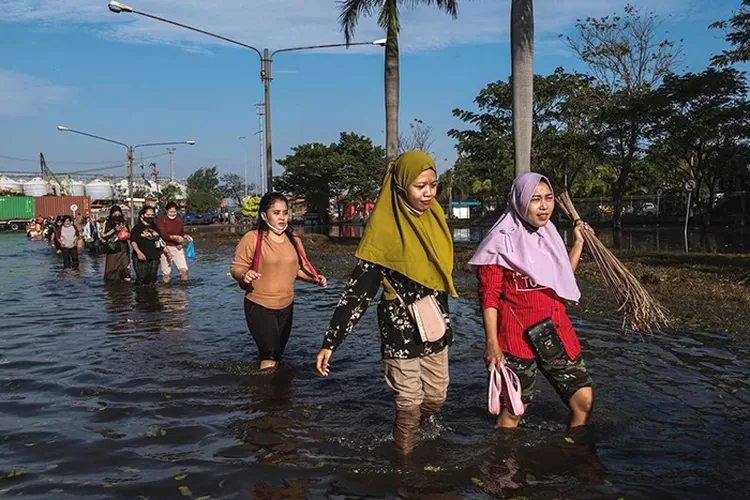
[556,191,671,333]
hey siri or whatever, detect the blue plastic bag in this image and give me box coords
[185,240,196,259]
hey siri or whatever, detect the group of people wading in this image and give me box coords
[101,203,192,285]
[231,150,595,456]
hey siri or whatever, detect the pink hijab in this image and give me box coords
[468,172,581,302]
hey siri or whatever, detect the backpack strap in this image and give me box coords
[251,229,263,272]
[293,238,319,281]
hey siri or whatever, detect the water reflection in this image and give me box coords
[0,232,749,498]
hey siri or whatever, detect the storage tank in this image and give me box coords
[85,178,114,200]
[23,177,51,197]
[70,180,86,197]
[0,176,24,194]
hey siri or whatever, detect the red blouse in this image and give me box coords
[477,264,581,360]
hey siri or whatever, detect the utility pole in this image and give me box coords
[262,49,273,193]
[167,147,176,182]
[255,103,265,194]
[239,137,248,197]
[127,146,135,226]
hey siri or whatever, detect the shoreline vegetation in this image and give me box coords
[198,229,750,336]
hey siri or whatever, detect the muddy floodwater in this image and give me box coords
[1,233,749,499]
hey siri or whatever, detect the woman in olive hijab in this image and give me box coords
[315,151,457,456]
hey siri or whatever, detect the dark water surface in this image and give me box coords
[1,233,749,499]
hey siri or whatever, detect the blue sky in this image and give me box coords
[0,0,745,184]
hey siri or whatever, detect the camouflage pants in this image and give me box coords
[504,353,593,407]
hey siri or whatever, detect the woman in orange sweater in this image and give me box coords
[230,193,327,369]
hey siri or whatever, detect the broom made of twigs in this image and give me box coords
[556,191,671,333]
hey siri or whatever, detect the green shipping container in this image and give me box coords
[0,196,35,220]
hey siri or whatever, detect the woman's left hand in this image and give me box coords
[316,275,328,288]
[573,220,594,244]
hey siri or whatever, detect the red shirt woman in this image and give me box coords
[469,173,594,431]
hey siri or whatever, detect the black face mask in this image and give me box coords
[143,216,155,224]
[113,215,124,222]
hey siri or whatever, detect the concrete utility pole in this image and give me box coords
[255,103,265,194]
[167,147,176,182]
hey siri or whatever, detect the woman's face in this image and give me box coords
[405,168,438,214]
[264,200,288,230]
[526,181,555,228]
[166,207,179,218]
[141,209,155,223]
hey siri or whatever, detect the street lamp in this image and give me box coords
[239,136,248,197]
[107,1,386,193]
[57,124,194,226]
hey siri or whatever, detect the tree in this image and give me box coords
[449,69,603,208]
[339,0,459,161]
[399,118,435,155]
[220,173,255,207]
[186,166,221,213]
[155,184,182,210]
[511,0,534,176]
[649,68,750,227]
[275,132,386,223]
[710,0,750,66]
[564,4,681,228]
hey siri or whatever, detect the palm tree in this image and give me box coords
[511,0,534,176]
[339,0,459,162]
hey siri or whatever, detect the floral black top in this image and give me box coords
[322,260,452,360]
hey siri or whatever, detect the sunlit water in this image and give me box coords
[1,233,748,499]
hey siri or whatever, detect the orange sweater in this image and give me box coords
[230,230,302,310]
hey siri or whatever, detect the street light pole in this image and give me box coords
[239,136,248,197]
[107,1,386,194]
[166,147,176,182]
[57,125,194,226]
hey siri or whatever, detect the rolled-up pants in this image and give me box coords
[160,245,188,280]
[384,347,449,412]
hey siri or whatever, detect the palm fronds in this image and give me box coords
[557,191,671,333]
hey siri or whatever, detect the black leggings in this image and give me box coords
[244,300,294,361]
[61,247,79,269]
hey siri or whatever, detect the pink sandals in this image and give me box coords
[488,361,525,417]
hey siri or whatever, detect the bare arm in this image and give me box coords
[569,221,592,272]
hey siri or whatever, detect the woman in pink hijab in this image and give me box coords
[469,172,594,430]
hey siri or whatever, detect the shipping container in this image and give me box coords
[0,196,35,220]
[34,196,91,218]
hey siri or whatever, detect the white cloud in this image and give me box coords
[0,70,75,116]
[0,0,694,54]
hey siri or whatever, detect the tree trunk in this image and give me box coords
[385,21,400,162]
[511,0,534,177]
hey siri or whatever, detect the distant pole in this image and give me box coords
[263,48,273,193]
[239,137,248,197]
[684,190,691,253]
[127,146,135,226]
[256,103,265,194]
[167,147,176,182]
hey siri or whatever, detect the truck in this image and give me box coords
[0,196,35,231]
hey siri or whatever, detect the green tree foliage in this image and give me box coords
[186,167,221,213]
[220,173,255,207]
[275,132,387,220]
[564,4,681,227]
[155,184,182,211]
[649,68,750,225]
[711,0,750,66]
[449,69,602,209]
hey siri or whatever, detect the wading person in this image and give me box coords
[157,202,192,283]
[102,205,131,283]
[315,151,457,456]
[82,214,103,254]
[130,206,167,285]
[470,172,594,430]
[55,215,80,269]
[230,192,327,370]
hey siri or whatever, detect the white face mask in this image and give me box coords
[261,213,287,235]
[167,214,177,220]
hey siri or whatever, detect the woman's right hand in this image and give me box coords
[136,251,147,262]
[316,348,332,376]
[242,270,261,284]
[484,343,505,372]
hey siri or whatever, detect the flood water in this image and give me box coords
[1,233,749,499]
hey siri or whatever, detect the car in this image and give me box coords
[640,202,658,216]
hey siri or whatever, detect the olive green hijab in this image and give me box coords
[355,151,457,298]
